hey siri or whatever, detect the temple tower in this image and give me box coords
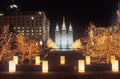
[61,17,67,48]
[68,22,73,48]
[55,23,61,48]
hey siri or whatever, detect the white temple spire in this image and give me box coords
[69,22,73,31]
[55,23,59,31]
[62,16,65,26]
[62,16,66,30]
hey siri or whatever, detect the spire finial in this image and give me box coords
[62,16,65,26]
[61,16,66,30]
[55,23,59,31]
[69,22,73,31]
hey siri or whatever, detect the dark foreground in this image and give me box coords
[0,50,120,79]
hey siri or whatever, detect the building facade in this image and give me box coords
[0,2,50,43]
[55,17,73,49]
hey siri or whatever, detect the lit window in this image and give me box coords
[22,30,24,32]
[18,30,20,32]
[14,27,16,29]
[39,27,41,29]
[22,33,24,35]
[39,30,41,32]
[36,30,38,32]
[39,33,41,35]
[18,27,20,29]
[23,27,24,29]
[32,33,33,35]
[27,30,29,32]
[31,30,33,32]
[31,17,34,20]
[38,12,42,15]
[27,33,29,35]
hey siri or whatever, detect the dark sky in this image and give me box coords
[0,0,118,39]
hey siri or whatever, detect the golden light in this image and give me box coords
[85,56,91,65]
[78,60,85,72]
[111,55,116,63]
[13,56,18,65]
[42,61,48,73]
[9,61,16,72]
[35,56,40,65]
[60,56,65,65]
[0,13,3,16]
[112,60,119,72]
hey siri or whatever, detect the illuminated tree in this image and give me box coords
[47,38,58,48]
[0,25,16,63]
[82,23,120,64]
[27,39,41,63]
[69,39,83,49]
[15,33,41,63]
[15,32,28,63]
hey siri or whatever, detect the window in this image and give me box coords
[39,33,41,35]
[39,30,41,32]
[22,30,24,32]
[27,33,29,35]
[31,16,34,20]
[14,27,16,29]
[36,30,38,32]
[18,27,20,29]
[18,30,20,32]
[39,27,41,29]
[27,30,29,32]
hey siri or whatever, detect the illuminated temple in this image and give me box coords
[55,17,73,49]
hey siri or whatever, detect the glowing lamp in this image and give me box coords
[42,61,48,73]
[35,56,40,65]
[85,56,90,65]
[112,60,119,72]
[111,55,116,63]
[78,60,85,72]
[9,61,16,72]
[13,56,18,65]
[60,56,65,65]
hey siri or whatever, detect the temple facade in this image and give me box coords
[55,17,73,49]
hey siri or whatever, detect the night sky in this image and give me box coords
[0,0,118,40]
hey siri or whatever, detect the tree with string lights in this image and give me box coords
[0,25,16,63]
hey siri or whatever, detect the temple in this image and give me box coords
[55,17,73,49]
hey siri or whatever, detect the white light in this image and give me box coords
[13,4,18,8]
[13,56,18,65]
[10,5,13,8]
[39,33,41,35]
[39,12,42,15]
[0,13,3,16]
[40,40,43,46]
[112,60,119,72]
[42,61,48,73]
[78,60,85,72]
[31,17,34,20]
[9,61,16,72]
